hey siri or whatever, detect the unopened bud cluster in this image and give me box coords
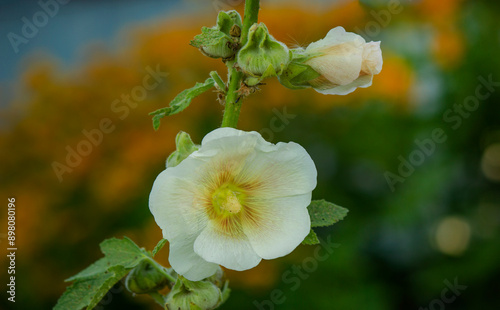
[193,13,383,95]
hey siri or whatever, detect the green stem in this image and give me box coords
[146,257,177,284]
[221,63,242,128]
[220,0,260,128]
[240,0,260,46]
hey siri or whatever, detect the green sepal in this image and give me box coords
[279,62,320,90]
[216,10,243,36]
[190,27,229,49]
[237,23,290,79]
[289,48,321,63]
[166,131,199,168]
[150,77,215,130]
[291,64,321,85]
[152,238,168,257]
[278,62,310,90]
[125,260,172,294]
[165,276,223,310]
[220,280,231,305]
[244,63,279,86]
[278,49,323,90]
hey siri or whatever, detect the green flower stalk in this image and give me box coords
[56,1,355,309]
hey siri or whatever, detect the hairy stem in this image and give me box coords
[220,0,260,128]
[241,0,260,46]
[146,257,177,284]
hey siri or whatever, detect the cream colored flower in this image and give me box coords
[149,128,317,281]
[304,26,383,95]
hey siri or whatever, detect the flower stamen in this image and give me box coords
[211,184,245,215]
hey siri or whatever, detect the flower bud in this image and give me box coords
[205,266,226,289]
[280,26,383,95]
[201,10,242,59]
[237,23,290,86]
[165,276,222,310]
[166,131,198,168]
[125,260,173,294]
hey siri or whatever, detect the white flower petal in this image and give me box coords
[149,159,208,241]
[304,27,365,86]
[242,192,312,259]
[306,44,363,86]
[240,141,317,198]
[201,127,268,147]
[194,221,262,271]
[201,127,243,145]
[303,26,382,95]
[199,127,274,155]
[314,74,373,96]
[169,235,220,281]
[361,41,383,75]
[306,26,365,52]
[149,153,216,281]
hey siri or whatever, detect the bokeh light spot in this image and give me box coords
[434,216,471,256]
[481,143,500,182]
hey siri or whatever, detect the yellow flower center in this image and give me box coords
[211,183,245,215]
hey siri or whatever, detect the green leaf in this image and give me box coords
[190,27,228,48]
[307,199,349,228]
[57,237,152,310]
[55,266,129,310]
[65,257,110,282]
[150,77,215,130]
[302,229,320,245]
[88,267,130,310]
[100,237,149,268]
[152,239,168,257]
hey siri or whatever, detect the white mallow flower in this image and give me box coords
[149,128,317,281]
[304,26,383,95]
